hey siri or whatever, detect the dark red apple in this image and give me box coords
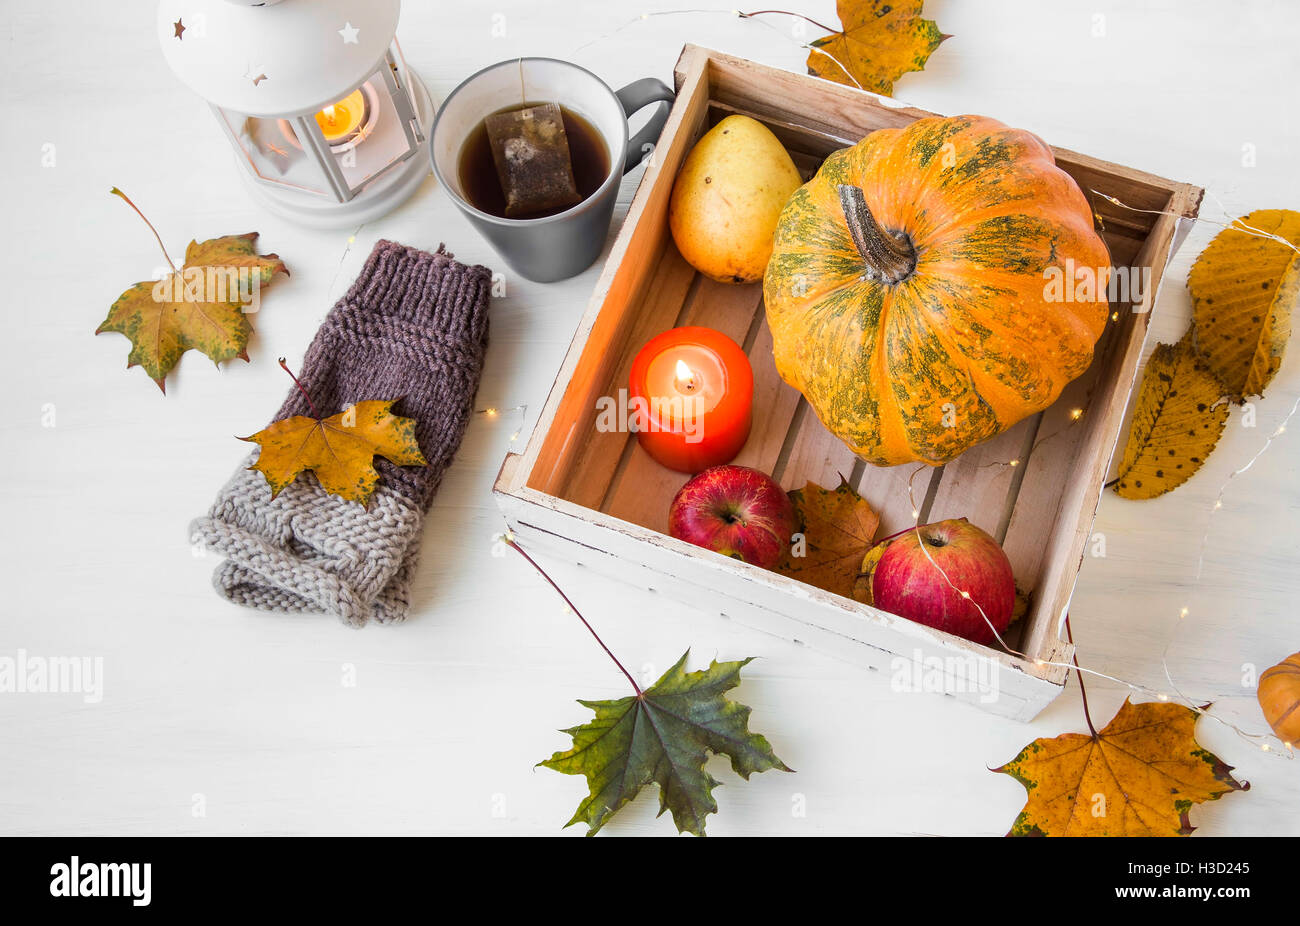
[865,518,1015,645]
[668,465,795,569]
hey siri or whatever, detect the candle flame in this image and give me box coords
[675,359,696,392]
[314,88,367,142]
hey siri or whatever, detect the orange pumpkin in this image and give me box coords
[1258,652,1300,744]
[763,115,1110,466]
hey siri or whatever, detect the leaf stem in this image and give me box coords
[504,535,643,697]
[738,9,838,35]
[1064,614,1097,738]
[110,187,176,273]
[278,357,321,420]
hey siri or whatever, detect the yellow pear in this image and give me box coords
[668,115,802,284]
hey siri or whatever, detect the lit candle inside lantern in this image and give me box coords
[314,88,369,145]
[629,326,753,473]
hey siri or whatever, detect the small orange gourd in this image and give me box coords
[763,115,1111,466]
[1258,652,1300,744]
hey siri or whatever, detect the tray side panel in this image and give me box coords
[498,488,1063,720]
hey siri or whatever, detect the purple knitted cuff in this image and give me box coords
[275,240,492,509]
[191,240,492,626]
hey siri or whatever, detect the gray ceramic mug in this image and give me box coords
[431,59,675,283]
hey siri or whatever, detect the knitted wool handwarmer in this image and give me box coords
[190,240,491,627]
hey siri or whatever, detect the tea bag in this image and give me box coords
[484,103,582,218]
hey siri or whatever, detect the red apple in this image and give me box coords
[865,518,1015,645]
[668,465,795,569]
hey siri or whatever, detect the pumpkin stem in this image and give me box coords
[837,184,916,284]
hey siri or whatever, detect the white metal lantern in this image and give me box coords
[158,0,433,227]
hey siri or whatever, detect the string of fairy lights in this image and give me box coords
[476,403,528,447]
[892,199,1300,758]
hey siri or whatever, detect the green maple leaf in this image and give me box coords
[539,651,791,836]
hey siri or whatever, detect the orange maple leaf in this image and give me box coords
[995,698,1248,836]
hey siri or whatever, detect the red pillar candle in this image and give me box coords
[628,326,753,473]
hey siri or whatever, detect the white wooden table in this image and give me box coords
[2,0,1297,836]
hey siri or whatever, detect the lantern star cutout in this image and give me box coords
[338,22,360,44]
[173,18,185,39]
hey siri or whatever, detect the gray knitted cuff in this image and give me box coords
[190,240,491,627]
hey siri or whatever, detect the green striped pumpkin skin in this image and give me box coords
[763,115,1111,467]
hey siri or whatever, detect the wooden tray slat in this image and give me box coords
[731,319,803,471]
[777,403,861,491]
[856,462,934,540]
[925,415,1039,543]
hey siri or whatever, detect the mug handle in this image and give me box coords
[615,78,676,175]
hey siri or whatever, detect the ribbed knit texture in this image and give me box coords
[190,240,491,627]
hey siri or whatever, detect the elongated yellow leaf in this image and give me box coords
[1189,208,1300,400]
[1112,337,1229,499]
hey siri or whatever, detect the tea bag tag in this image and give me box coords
[484,102,582,218]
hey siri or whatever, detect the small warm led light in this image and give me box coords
[486,407,498,417]
[1214,500,1223,509]
[960,590,971,599]
[1009,459,1019,467]
[911,509,919,519]
[1158,693,1170,701]
[1070,408,1084,420]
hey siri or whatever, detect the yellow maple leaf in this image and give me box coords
[995,698,1248,836]
[806,0,949,95]
[242,400,426,507]
[777,477,880,599]
[96,214,288,392]
[1189,208,1300,401]
[1111,336,1230,499]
